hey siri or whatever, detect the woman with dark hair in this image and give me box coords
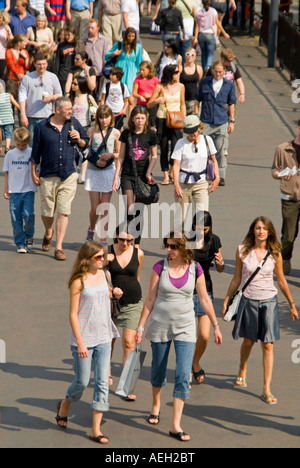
[108,222,144,399]
[190,211,224,385]
[156,0,185,46]
[112,105,158,246]
[223,216,298,405]
[148,64,186,185]
[153,38,182,81]
[54,26,78,92]
[136,232,222,441]
[65,51,96,96]
[85,105,120,243]
[105,27,143,114]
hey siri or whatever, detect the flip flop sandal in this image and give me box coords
[193,368,205,384]
[55,401,68,429]
[169,431,190,442]
[89,434,109,444]
[261,393,277,405]
[147,414,160,425]
[235,377,248,388]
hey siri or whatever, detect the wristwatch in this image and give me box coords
[229,118,236,123]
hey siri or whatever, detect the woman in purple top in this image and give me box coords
[136,232,222,442]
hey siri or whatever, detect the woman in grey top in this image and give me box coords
[136,232,222,442]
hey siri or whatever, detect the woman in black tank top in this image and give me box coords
[107,225,144,400]
[180,48,203,115]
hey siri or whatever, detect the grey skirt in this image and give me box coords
[232,295,280,343]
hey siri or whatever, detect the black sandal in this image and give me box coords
[89,434,109,444]
[55,401,68,429]
[193,368,205,384]
[147,414,160,425]
[169,431,190,442]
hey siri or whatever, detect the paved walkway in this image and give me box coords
[0,20,299,449]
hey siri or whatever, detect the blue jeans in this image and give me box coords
[151,340,194,399]
[66,343,111,412]
[198,33,216,72]
[9,192,35,247]
[193,291,214,317]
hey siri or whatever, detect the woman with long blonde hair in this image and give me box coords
[223,216,298,405]
[56,241,122,445]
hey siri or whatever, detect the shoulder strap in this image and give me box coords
[181,0,193,15]
[203,135,212,159]
[241,252,270,293]
[105,81,110,101]
[128,132,138,178]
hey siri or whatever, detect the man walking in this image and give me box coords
[31,97,89,261]
[272,119,300,275]
[19,52,62,140]
[194,60,236,186]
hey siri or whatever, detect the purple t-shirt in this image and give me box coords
[153,260,203,289]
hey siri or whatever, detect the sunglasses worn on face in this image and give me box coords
[119,238,133,243]
[165,243,179,250]
[186,53,196,57]
[92,254,105,261]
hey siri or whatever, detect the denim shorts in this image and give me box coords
[193,292,214,317]
[1,124,13,140]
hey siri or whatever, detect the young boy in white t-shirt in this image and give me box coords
[100,66,130,131]
[3,127,37,254]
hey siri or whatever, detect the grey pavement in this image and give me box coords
[0,18,300,449]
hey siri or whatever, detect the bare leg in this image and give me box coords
[55,212,68,251]
[90,410,109,444]
[236,338,255,387]
[261,342,277,403]
[192,315,210,382]
[170,397,190,441]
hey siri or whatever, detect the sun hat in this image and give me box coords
[183,115,201,134]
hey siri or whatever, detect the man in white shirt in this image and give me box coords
[121,0,140,41]
[19,52,62,141]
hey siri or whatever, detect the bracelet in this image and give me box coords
[229,118,236,123]
[213,323,219,328]
[136,327,144,332]
[290,301,295,306]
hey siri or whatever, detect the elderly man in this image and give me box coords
[9,0,36,35]
[82,18,108,101]
[31,97,89,261]
[272,119,300,275]
[194,60,236,186]
[19,51,62,140]
[98,0,122,50]
[66,0,94,39]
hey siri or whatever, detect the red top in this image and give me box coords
[134,75,160,106]
[5,48,30,81]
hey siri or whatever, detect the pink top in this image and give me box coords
[195,7,217,33]
[239,245,278,300]
[134,76,160,106]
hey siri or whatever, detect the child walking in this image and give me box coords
[2,127,36,253]
[55,241,122,445]
[0,80,20,154]
[100,66,130,131]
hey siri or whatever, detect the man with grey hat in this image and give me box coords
[172,114,220,217]
[194,60,236,186]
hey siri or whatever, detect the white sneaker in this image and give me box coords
[26,238,34,252]
[17,246,27,254]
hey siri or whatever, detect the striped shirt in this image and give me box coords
[45,0,66,21]
[70,275,119,348]
[0,93,14,126]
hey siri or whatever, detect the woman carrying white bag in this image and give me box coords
[222,216,298,405]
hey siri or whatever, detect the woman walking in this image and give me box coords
[85,105,120,244]
[148,64,186,185]
[55,241,122,444]
[136,232,222,441]
[5,34,30,99]
[112,105,157,246]
[222,217,298,405]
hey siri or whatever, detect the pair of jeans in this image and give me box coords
[9,192,35,247]
[151,340,194,399]
[202,122,228,180]
[66,343,111,412]
[198,33,216,73]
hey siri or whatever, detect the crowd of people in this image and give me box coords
[1,0,299,446]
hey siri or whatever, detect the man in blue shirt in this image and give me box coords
[10,0,36,35]
[194,60,236,185]
[31,97,89,261]
[66,0,94,39]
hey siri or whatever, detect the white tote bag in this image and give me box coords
[223,290,243,322]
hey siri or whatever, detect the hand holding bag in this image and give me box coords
[128,133,160,205]
[87,127,114,169]
[224,252,270,322]
[203,135,216,182]
[161,88,184,129]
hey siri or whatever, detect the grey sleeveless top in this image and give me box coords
[145,259,197,343]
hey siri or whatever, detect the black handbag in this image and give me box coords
[102,41,122,79]
[128,133,160,205]
[87,127,114,169]
[104,270,121,321]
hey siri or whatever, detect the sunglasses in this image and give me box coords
[92,254,105,261]
[186,53,196,57]
[193,142,198,153]
[173,70,180,74]
[118,238,133,243]
[34,76,43,87]
[72,82,78,86]
[165,243,179,250]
